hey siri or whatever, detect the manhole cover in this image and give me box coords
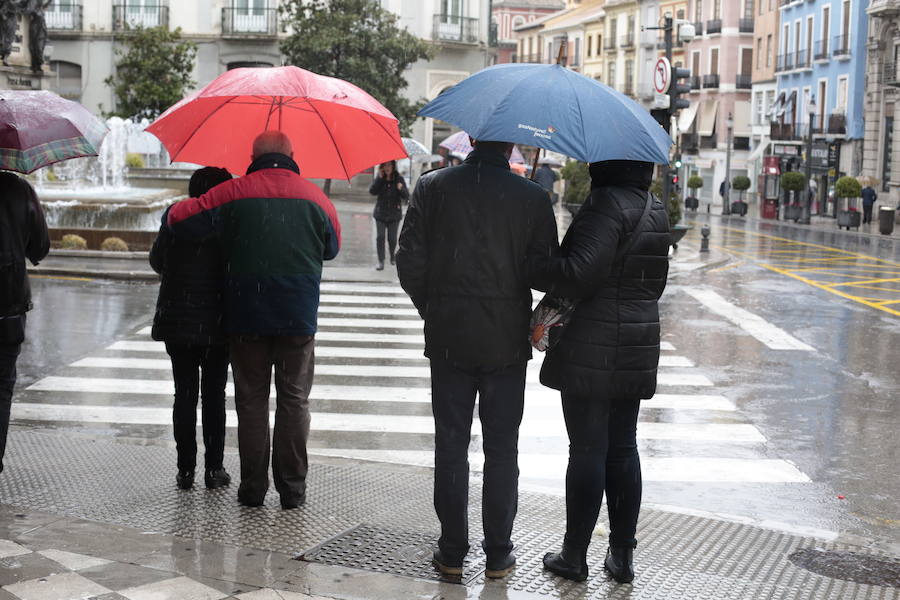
[789,548,900,588]
[299,524,486,585]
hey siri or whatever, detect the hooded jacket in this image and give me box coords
[0,172,50,319]
[369,172,409,222]
[397,148,559,369]
[540,161,670,399]
[166,154,341,337]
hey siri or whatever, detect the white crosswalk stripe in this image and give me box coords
[23,280,809,485]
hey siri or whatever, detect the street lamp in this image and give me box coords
[800,96,817,224]
[722,111,733,215]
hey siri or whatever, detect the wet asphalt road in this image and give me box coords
[9,205,900,547]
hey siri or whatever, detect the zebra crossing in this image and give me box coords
[17,280,810,485]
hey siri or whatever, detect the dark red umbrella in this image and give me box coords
[0,91,107,174]
[146,66,407,179]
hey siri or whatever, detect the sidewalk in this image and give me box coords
[1,429,899,599]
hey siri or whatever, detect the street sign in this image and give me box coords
[654,57,671,94]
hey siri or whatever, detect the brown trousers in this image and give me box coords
[230,335,315,505]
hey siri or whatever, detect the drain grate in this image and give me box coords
[299,524,486,585]
[789,548,900,588]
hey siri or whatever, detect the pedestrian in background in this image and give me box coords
[397,139,558,580]
[150,167,233,491]
[540,160,670,584]
[0,172,49,474]
[534,161,559,205]
[862,183,877,224]
[167,131,341,509]
[368,160,408,271]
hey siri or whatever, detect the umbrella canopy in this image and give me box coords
[0,91,107,174]
[146,66,407,179]
[402,137,429,158]
[439,130,526,164]
[420,63,672,164]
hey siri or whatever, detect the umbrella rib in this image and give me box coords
[365,111,407,157]
[564,71,589,163]
[171,96,240,162]
[306,100,351,180]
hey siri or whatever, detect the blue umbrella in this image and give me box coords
[418,63,672,165]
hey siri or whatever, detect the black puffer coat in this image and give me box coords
[150,206,226,346]
[0,172,50,318]
[397,149,559,369]
[369,173,409,222]
[540,161,670,399]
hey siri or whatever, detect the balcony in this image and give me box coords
[702,73,720,88]
[433,15,480,45]
[515,54,542,64]
[619,34,635,49]
[692,22,703,36]
[603,37,617,50]
[222,6,278,37]
[690,75,701,90]
[886,63,900,87]
[736,74,752,89]
[738,18,754,33]
[700,135,717,149]
[832,35,850,57]
[113,4,168,30]
[682,133,699,154]
[827,113,847,134]
[795,49,809,69]
[776,53,794,71]
[770,122,800,141]
[46,2,82,32]
[706,19,722,35]
[814,39,829,61]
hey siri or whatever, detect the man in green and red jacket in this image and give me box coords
[167,131,341,509]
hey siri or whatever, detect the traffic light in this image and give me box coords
[670,171,681,195]
[674,155,683,169]
[669,67,691,116]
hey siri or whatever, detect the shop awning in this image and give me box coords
[733,100,752,137]
[748,137,770,162]
[677,101,700,133]
[697,99,719,136]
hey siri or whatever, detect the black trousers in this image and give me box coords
[863,204,874,224]
[165,342,230,472]
[0,341,21,474]
[375,219,399,263]
[430,358,526,561]
[561,393,642,551]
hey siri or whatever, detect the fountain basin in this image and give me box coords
[38,185,184,231]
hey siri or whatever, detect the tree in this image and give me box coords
[687,175,703,197]
[731,175,751,202]
[105,26,197,120]
[560,161,590,204]
[835,176,862,199]
[780,172,806,203]
[279,0,434,135]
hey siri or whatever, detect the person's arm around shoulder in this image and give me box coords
[25,180,49,265]
[149,206,173,274]
[396,177,429,318]
[312,187,342,261]
[527,187,560,292]
[166,178,236,239]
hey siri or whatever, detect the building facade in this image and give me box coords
[747,0,780,200]
[861,0,900,206]
[492,0,564,63]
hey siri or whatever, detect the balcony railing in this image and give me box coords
[771,123,800,141]
[690,75,701,90]
[515,54,543,64]
[619,34,635,48]
[832,35,850,57]
[433,15,479,44]
[623,82,634,96]
[692,22,703,36]
[776,53,794,71]
[738,18,754,33]
[222,6,278,36]
[827,113,847,134]
[886,63,900,87]
[700,135,717,149]
[795,49,809,69]
[603,37,617,50]
[814,39,829,60]
[702,73,720,88]
[736,74,752,89]
[113,4,168,30]
[46,2,83,31]
[706,19,722,35]
[682,133,699,154]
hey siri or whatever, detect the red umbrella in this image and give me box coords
[146,66,407,179]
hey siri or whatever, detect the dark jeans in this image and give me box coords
[561,394,642,551]
[165,342,229,473]
[375,219,399,263]
[430,358,526,561]
[863,204,874,224]
[230,335,315,505]
[0,342,21,474]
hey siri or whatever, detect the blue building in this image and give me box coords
[771,0,868,210]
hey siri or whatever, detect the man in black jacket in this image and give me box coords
[397,139,558,579]
[0,172,50,473]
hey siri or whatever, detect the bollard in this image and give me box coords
[700,223,711,253]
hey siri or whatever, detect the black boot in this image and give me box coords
[604,546,635,583]
[542,544,588,582]
[176,470,194,490]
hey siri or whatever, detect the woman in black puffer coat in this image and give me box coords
[150,167,232,492]
[369,160,408,270]
[541,160,670,584]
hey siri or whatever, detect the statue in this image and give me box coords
[0,0,20,67]
[22,0,51,72]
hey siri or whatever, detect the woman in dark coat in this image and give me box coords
[541,160,671,583]
[150,167,233,491]
[368,160,408,270]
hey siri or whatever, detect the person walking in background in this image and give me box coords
[862,183,877,224]
[150,167,233,491]
[167,131,341,509]
[0,172,49,474]
[368,160,408,270]
[540,161,670,584]
[397,139,558,579]
[534,161,559,205]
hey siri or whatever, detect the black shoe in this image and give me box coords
[176,470,194,490]
[604,546,635,583]
[204,468,231,489]
[542,546,588,582]
[390,255,396,265]
[280,494,306,510]
[485,551,516,579]
[376,261,385,271]
[237,489,265,507]
[432,548,463,577]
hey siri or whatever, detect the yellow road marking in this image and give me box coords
[708,262,744,273]
[30,275,94,282]
[761,264,900,317]
[721,226,900,267]
[827,278,900,288]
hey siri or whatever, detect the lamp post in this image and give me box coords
[722,111,733,215]
[800,96,817,224]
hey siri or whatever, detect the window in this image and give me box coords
[755,91,763,124]
[836,76,848,110]
[841,0,850,41]
[677,9,685,20]
[744,0,753,19]
[822,6,830,54]
[712,0,721,20]
[511,15,526,30]
[574,37,581,65]
[692,51,700,77]
[441,0,462,18]
[608,61,617,87]
[817,80,827,128]
[758,0,763,16]
[695,0,703,22]
[587,35,593,57]
[765,90,775,120]
[756,37,762,68]
[766,34,772,67]
[741,47,752,75]
[609,17,617,41]
[48,60,81,100]
[806,15,814,58]
[710,47,719,74]
[625,59,634,93]
[783,24,789,55]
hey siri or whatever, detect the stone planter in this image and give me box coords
[783,204,802,222]
[670,224,691,249]
[730,201,748,216]
[837,210,861,230]
[685,196,700,210]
